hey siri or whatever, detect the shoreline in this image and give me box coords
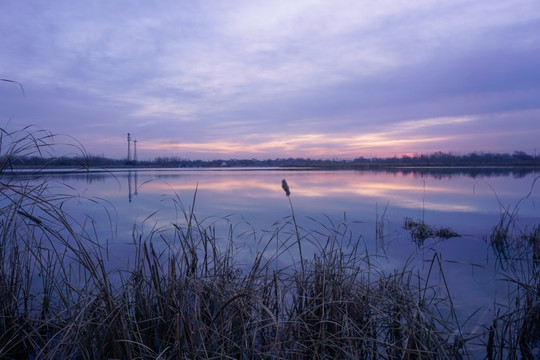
[5,163,540,176]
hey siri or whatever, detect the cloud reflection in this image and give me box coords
[124,170,480,213]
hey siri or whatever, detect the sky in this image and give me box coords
[1,1,540,160]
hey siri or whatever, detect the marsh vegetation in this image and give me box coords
[1,127,539,359]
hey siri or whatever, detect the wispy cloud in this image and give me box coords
[1,1,539,159]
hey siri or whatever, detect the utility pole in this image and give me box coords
[133,139,137,163]
[127,133,132,161]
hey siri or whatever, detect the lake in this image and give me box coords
[7,166,540,355]
[47,167,539,248]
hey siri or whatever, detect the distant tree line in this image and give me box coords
[350,151,540,167]
[5,150,540,169]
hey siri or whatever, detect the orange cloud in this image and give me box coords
[141,130,459,159]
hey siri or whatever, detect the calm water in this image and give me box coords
[49,167,539,244]
[14,167,540,342]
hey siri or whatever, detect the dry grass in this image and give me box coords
[483,177,540,359]
[0,213,465,359]
[485,222,540,359]
[1,126,538,359]
[403,217,460,246]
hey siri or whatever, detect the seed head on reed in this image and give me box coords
[281,179,290,197]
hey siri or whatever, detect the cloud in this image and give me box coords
[1,1,539,159]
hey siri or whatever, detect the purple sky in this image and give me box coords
[1,1,539,160]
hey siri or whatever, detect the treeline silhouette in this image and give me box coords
[6,150,540,169]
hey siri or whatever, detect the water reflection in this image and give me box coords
[11,166,540,350]
[113,169,536,216]
[127,170,138,203]
[38,167,539,239]
[385,166,538,179]
[44,165,539,182]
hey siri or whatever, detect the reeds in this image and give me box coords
[0,213,465,359]
[485,222,540,359]
[2,126,538,359]
[1,154,465,359]
[282,178,303,273]
[403,217,460,246]
[483,177,540,359]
